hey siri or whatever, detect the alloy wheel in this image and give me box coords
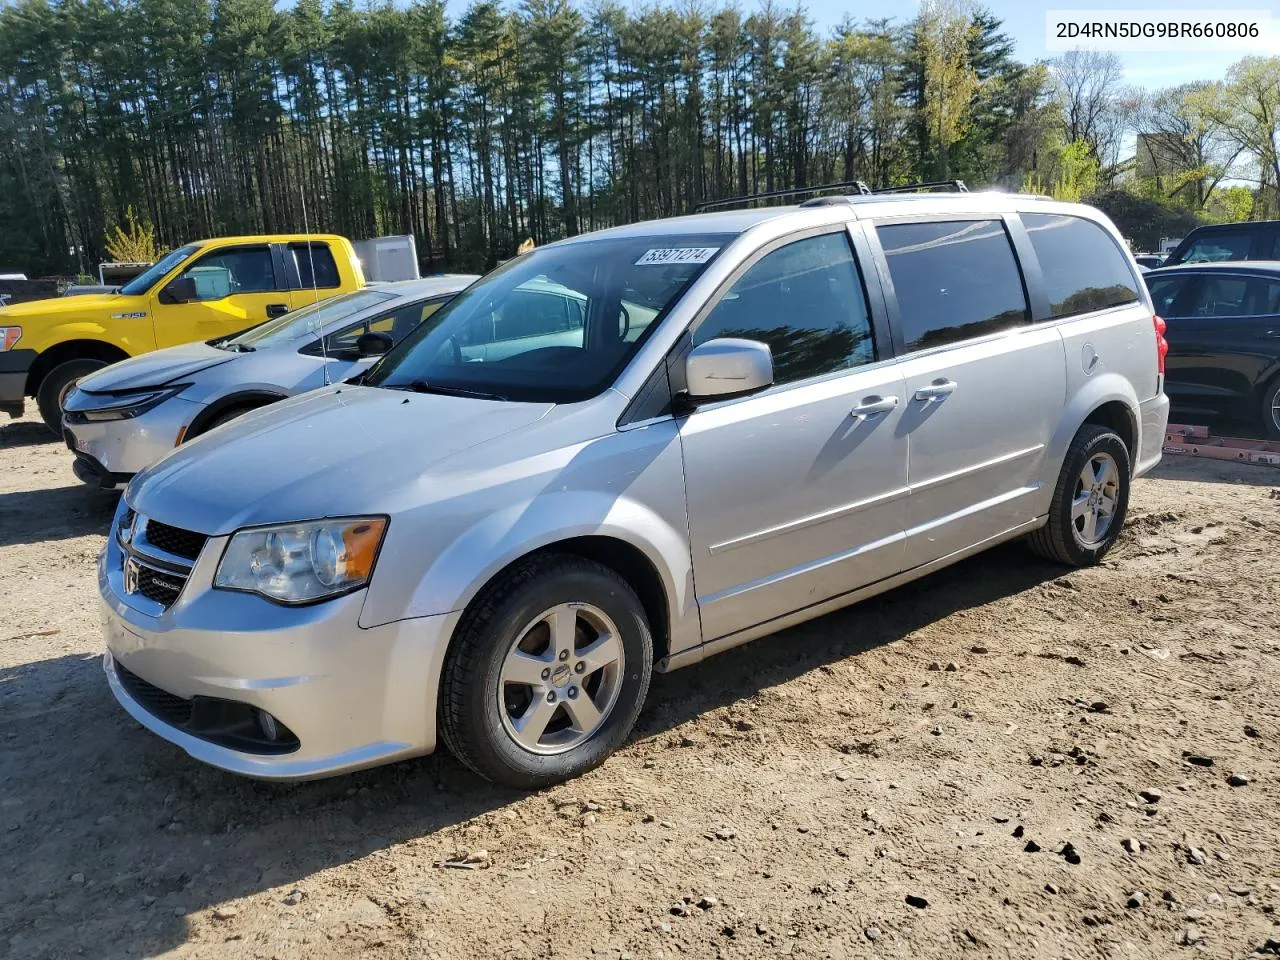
[1070,452,1120,547]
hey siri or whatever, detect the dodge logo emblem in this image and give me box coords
[123,558,140,594]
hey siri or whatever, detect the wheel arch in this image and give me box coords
[25,339,129,396]
[1050,374,1142,478]
[186,389,288,439]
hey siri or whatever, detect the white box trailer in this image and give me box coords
[354,235,419,283]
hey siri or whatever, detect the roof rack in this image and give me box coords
[691,178,971,214]
[691,180,871,213]
[872,179,968,194]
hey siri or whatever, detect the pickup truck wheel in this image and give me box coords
[37,358,107,434]
[1028,424,1132,567]
[439,554,653,789]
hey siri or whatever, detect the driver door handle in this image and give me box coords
[266,303,290,319]
[851,395,900,420]
[914,378,957,402]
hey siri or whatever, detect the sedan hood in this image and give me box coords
[76,342,233,393]
[128,386,554,535]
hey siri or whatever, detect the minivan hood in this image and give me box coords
[76,341,233,393]
[0,292,133,318]
[128,386,554,534]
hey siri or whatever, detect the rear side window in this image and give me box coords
[1176,231,1252,264]
[877,219,1030,352]
[1022,214,1140,318]
[290,243,341,289]
[694,232,876,385]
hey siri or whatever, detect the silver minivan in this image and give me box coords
[99,193,1170,787]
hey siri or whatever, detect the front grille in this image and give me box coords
[142,520,207,562]
[135,564,186,607]
[115,661,193,726]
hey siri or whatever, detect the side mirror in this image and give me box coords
[160,276,197,304]
[356,331,394,358]
[682,337,773,404]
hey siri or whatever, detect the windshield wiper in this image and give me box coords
[399,379,508,402]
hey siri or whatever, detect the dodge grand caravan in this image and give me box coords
[100,193,1170,788]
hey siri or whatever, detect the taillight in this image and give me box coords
[1153,314,1168,376]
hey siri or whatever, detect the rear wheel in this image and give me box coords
[1028,424,1132,567]
[37,358,107,434]
[439,554,653,788]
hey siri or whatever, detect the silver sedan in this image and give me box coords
[62,275,477,488]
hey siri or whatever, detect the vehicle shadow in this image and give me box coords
[0,484,118,548]
[0,420,58,451]
[0,542,1061,959]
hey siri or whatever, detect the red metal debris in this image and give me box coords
[1163,424,1280,467]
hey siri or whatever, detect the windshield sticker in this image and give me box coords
[635,247,720,266]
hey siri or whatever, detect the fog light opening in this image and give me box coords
[257,709,280,742]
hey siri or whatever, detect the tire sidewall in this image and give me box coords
[1059,430,1132,565]
[38,358,107,433]
[461,565,653,784]
[1262,379,1280,440]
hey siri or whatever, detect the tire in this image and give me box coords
[1028,424,1132,567]
[439,554,653,789]
[37,358,107,434]
[202,406,255,434]
[1261,377,1280,440]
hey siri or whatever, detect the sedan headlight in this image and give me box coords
[0,327,20,351]
[67,384,189,422]
[214,517,388,604]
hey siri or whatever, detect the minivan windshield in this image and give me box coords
[118,245,200,296]
[365,233,732,403]
[223,288,396,350]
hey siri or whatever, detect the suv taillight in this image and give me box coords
[1153,314,1168,376]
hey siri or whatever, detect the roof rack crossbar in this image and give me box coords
[873,179,968,194]
[692,179,871,213]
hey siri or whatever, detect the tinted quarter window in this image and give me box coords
[290,243,341,289]
[693,232,875,385]
[1021,214,1140,318]
[181,246,276,299]
[877,219,1030,351]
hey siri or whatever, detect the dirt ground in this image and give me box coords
[2,407,1280,960]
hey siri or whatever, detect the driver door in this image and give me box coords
[149,244,291,347]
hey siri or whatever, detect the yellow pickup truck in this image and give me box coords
[0,233,365,431]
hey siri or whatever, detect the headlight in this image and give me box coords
[0,327,21,351]
[67,384,189,422]
[214,517,388,604]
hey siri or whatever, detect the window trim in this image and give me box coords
[179,243,282,301]
[1016,211,1144,323]
[866,212,1034,359]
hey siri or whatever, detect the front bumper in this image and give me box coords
[0,348,35,417]
[98,517,454,779]
[63,395,202,483]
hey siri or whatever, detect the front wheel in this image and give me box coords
[439,554,653,788]
[1028,424,1132,567]
[1261,378,1280,440]
[37,358,107,434]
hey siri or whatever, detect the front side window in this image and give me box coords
[878,219,1030,351]
[327,298,448,354]
[366,233,731,402]
[227,288,395,350]
[693,232,875,385]
[1177,232,1253,264]
[181,246,277,300]
[121,245,200,296]
[1022,214,1141,319]
[1183,276,1280,318]
[1145,275,1193,316]
[290,243,341,289]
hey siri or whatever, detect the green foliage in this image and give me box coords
[105,207,161,264]
[1086,189,1205,252]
